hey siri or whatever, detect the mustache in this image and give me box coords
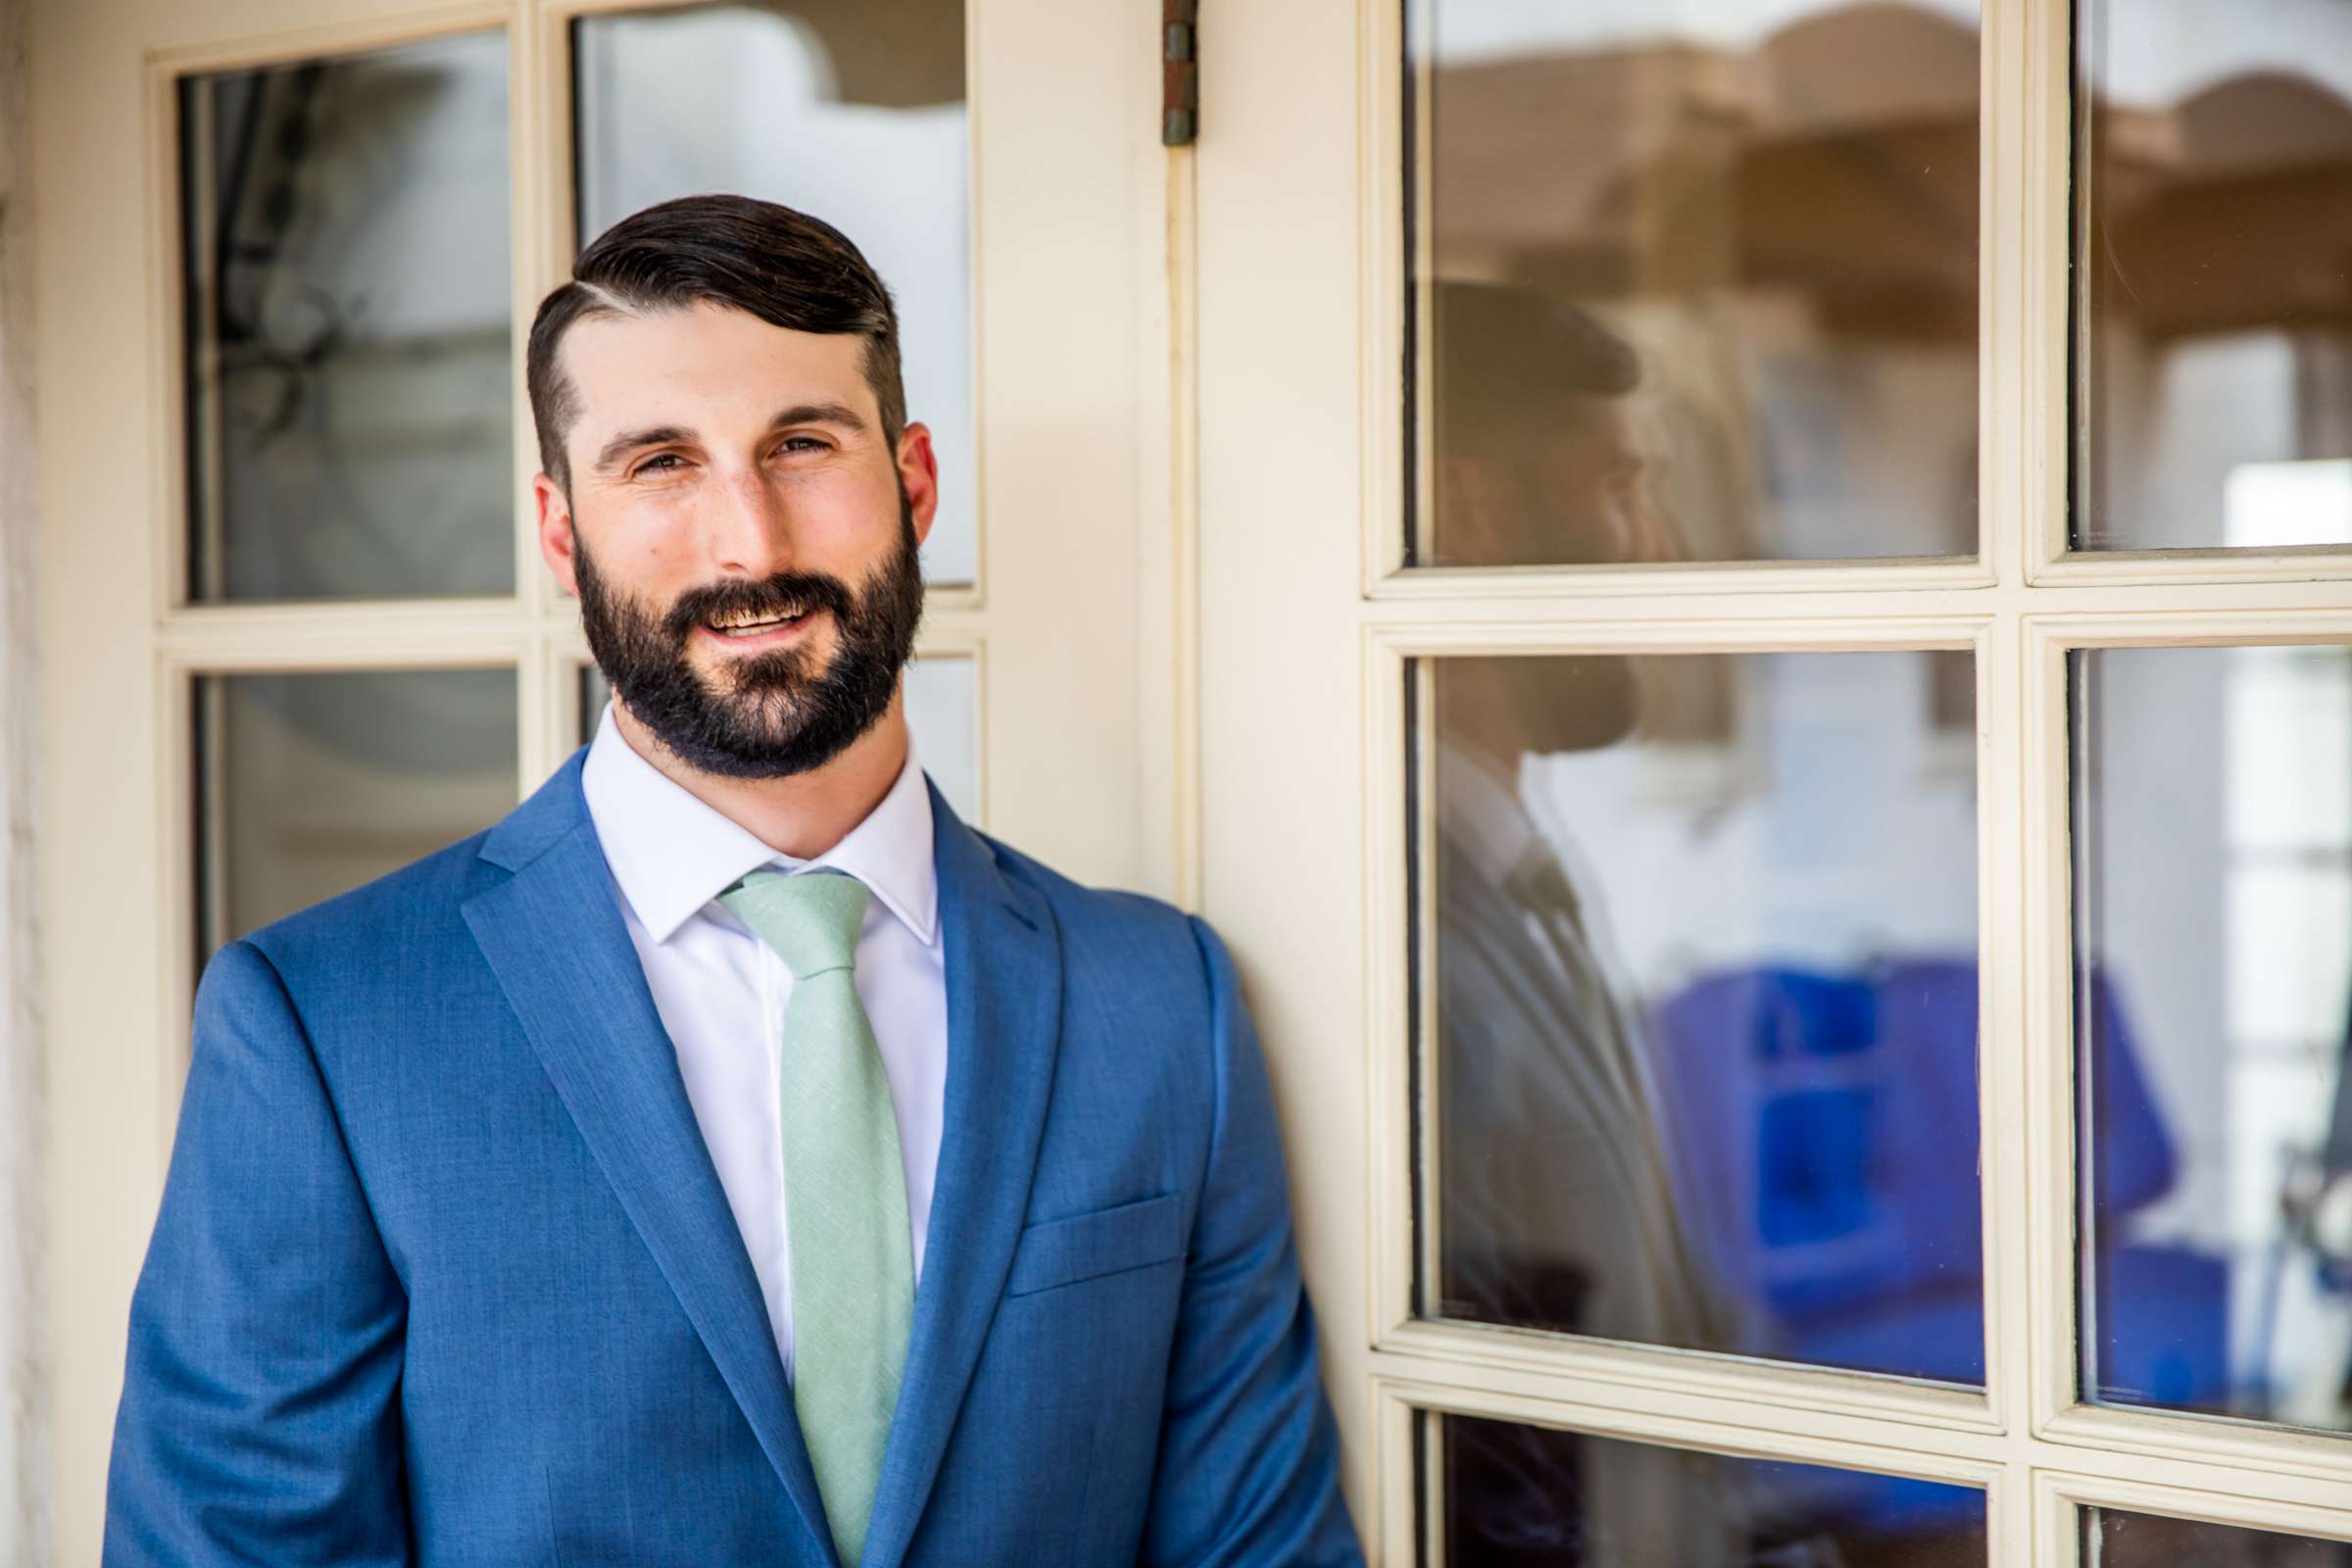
[660,571,858,640]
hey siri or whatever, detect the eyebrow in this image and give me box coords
[591,403,871,475]
[766,402,869,436]
[594,425,689,475]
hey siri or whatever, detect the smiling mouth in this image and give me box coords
[704,608,814,639]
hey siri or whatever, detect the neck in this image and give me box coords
[610,692,911,861]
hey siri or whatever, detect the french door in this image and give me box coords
[32,0,1178,1555]
[1196,0,2352,1562]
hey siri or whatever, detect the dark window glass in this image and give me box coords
[195,667,517,956]
[2083,1505,2352,1565]
[1440,1413,1986,1566]
[181,31,514,602]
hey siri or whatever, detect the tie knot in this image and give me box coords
[718,869,872,978]
[1504,847,1586,930]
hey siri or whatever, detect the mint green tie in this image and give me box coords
[719,869,911,1568]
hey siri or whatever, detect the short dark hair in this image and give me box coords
[1434,279,1641,449]
[526,194,907,491]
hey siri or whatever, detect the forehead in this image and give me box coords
[560,299,875,436]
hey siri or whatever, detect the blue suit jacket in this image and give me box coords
[104,753,1360,1566]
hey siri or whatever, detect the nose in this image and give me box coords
[703,463,797,581]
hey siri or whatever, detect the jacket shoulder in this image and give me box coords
[977,832,1222,1004]
[232,828,502,983]
[979,830,1194,934]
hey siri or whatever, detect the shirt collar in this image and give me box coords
[580,700,939,948]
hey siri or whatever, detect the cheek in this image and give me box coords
[790,473,900,554]
[592,499,705,589]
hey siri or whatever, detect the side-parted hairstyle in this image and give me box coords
[525,193,907,492]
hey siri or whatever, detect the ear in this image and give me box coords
[534,471,580,598]
[895,422,940,550]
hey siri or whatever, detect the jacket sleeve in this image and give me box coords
[103,939,410,1566]
[1143,917,1365,1567]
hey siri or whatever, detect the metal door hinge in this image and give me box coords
[1163,0,1199,146]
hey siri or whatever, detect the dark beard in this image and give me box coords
[1507,655,1638,755]
[1443,655,1640,760]
[574,492,926,780]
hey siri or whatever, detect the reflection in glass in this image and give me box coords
[1407,0,1980,565]
[180,32,514,602]
[577,654,978,822]
[195,668,518,957]
[574,3,974,586]
[2083,1506,2352,1565]
[1440,1413,1986,1566]
[2075,645,2352,1429]
[1425,650,1982,1383]
[2075,3,2352,552]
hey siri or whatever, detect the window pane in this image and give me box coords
[180,31,514,602]
[2074,3,2352,553]
[2083,1506,2352,1564]
[902,655,977,824]
[1406,0,1980,566]
[195,668,518,956]
[1422,651,1982,1381]
[2075,644,2352,1429]
[576,654,977,821]
[1440,1413,1986,1566]
[573,4,974,586]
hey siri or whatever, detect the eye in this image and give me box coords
[773,435,829,457]
[632,452,688,477]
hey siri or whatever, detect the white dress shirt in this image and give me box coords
[580,701,947,1374]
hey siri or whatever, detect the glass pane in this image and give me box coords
[902,655,977,823]
[195,668,518,956]
[2075,644,2352,1429]
[2074,3,2352,553]
[574,4,974,587]
[1406,0,1981,566]
[577,654,977,821]
[1440,1413,1986,1566]
[2083,1506,2352,1564]
[1423,651,1982,1381]
[180,31,514,602]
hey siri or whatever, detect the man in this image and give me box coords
[1428,282,1718,1356]
[104,195,1360,1567]
[1426,281,1748,1564]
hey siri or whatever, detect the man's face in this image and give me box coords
[1437,393,1678,758]
[1439,393,1669,567]
[534,300,936,778]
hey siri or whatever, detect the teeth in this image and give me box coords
[710,609,803,632]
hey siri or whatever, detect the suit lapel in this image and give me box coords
[460,756,836,1564]
[858,787,1064,1568]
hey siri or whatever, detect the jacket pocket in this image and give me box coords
[1004,1192,1185,1298]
